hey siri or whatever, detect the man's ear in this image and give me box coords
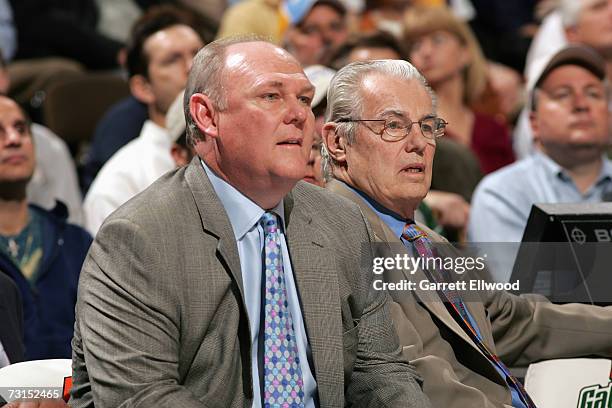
[529,109,540,144]
[322,122,348,163]
[171,144,192,167]
[565,26,579,43]
[129,75,155,105]
[189,93,219,139]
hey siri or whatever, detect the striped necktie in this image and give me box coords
[261,212,305,408]
[402,222,537,408]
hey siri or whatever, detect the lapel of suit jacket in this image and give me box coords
[326,180,487,356]
[284,187,344,405]
[184,159,245,300]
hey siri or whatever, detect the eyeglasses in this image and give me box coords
[336,117,448,142]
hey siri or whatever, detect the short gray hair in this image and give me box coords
[321,59,436,180]
[183,35,267,146]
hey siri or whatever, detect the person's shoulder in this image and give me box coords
[104,165,188,228]
[293,181,364,219]
[475,157,535,193]
[87,137,148,189]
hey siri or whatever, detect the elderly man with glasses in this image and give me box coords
[322,59,612,408]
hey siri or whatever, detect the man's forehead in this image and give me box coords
[360,74,433,116]
[224,42,310,86]
[225,42,297,70]
[145,24,197,50]
[0,98,24,119]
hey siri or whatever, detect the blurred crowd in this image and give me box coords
[0,0,611,370]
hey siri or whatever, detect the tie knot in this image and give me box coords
[261,212,280,235]
[402,222,427,242]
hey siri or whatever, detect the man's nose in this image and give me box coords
[572,92,590,112]
[404,126,430,153]
[285,99,309,126]
[3,128,22,146]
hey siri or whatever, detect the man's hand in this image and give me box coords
[424,190,470,229]
[4,399,68,408]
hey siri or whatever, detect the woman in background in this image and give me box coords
[404,6,515,174]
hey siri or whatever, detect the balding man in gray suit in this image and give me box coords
[70,38,431,408]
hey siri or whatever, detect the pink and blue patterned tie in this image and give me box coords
[261,212,304,408]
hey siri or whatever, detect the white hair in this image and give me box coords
[321,59,436,180]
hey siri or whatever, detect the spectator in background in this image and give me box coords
[516,0,612,159]
[0,53,83,225]
[303,64,335,187]
[469,46,612,279]
[330,30,407,69]
[0,272,23,368]
[83,8,204,236]
[81,5,203,192]
[216,0,282,43]
[284,0,350,66]
[358,0,412,37]
[165,91,194,168]
[0,95,92,360]
[404,6,515,175]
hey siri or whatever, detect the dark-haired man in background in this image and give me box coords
[81,5,203,192]
[83,6,204,235]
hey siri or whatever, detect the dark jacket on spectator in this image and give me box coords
[0,271,24,364]
[0,203,92,360]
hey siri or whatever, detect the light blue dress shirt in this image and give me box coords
[469,152,612,243]
[202,161,317,408]
[468,152,612,282]
[345,181,528,408]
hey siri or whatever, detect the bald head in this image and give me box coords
[184,38,303,145]
[184,37,315,209]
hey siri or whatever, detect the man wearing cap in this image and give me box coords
[469,45,612,253]
[284,0,349,66]
[516,0,612,159]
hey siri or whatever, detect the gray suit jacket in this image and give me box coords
[328,179,612,408]
[70,159,432,408]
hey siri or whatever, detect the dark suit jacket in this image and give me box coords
[70,158,432,408]
[328,179,612,408]
[0,271,24,364]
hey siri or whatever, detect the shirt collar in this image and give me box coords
[342,181,408,240]
[535,150,612,186]
[201,160,285,240]
[139,120,173,147]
